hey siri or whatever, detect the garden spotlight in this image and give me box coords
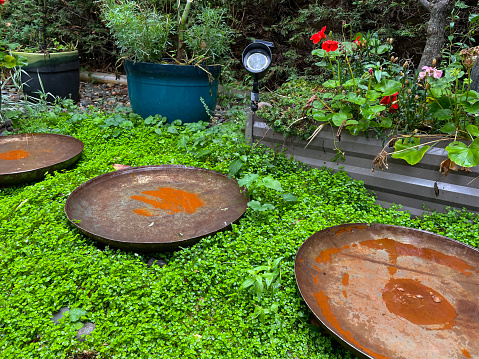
[242,39,273,112]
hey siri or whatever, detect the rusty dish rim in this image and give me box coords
[294,222,479,359]
[0,133,84,176]
[64,164,248,247]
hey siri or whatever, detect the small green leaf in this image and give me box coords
[253,265,270,272]
[248,201,275,211]
[72,322,85,330]
[466,124,479,137]
[461,100,479,114]
[69,308,87,322]
[331,113,348,126]
[445,139,479,167]
[240,277,255,290]
[346,92,366,105]
[380,118,392,128]
[272,257,284,269]
[392,138,430,165]
[342,79,357,88]
[281,193,298,202]
[374,79,402,96]
[262,176,283,192]
[238,173,259,188]
[440,122,456,134]
[323,79,340,88]
[366,90,381,101]
[228,158,244,178]
[431,108,453,121]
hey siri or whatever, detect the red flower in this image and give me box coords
[380,92,399,113]
[353,36,361,46]
[310,26,326,44]
[0,0,6,4]
[321,40,339,52]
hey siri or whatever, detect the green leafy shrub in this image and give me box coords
[99,0,233,65]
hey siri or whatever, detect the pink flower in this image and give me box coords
[418,66,443,80]
[310,26,327,44]
[321,40,339,52]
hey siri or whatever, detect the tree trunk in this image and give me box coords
[418,0,455,70]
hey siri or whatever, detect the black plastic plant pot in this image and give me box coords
[13,50,80,103]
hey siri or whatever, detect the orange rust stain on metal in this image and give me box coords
[461,349,472,358]
[312,274,318,284]
[299,258,303,263]
[313,290,389,359]
[342,273,349,286]
[131,187,203,215]
[0,149,30,160]
[334,224,368,236]
[132,208,153,217]
[40,149,52,153]
[360,238,475,276]
[382,278,456,330]
[387,266,398,276]
[342,290,347,299]
[315,245,350,264]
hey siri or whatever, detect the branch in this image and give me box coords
[418,0,431,11]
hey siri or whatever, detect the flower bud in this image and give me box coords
[403,61,408,69]
[405,80,410,86]
[415,95,419,101]
[432,58,436,66]
[390,56,395,63]
[400,72,404,76]
[389,38,394,45]
[407,89,412,94]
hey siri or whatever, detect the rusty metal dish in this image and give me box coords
[65,165,248,252]
[0,133,84,185]
[295,223,479,359]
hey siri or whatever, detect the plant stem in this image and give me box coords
[40,0,47,51]
[345,54,357,91]
[177,0,193,63]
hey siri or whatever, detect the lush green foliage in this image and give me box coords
[1,105,478,358]
[259,26,479,169]
[0,0,115,66]
[99,0,233,64]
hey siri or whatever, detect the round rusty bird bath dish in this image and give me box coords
[0,133,84,185]
[295,223,479,359]
[65,165,248,252]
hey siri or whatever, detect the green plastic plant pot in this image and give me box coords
[124,60,221,123]
[12,50,80,102]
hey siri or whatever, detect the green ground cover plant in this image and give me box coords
[1,104,478,358]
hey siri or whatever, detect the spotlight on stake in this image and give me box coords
[242,39,273,112]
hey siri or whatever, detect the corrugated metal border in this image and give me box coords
[247,114,479,216]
